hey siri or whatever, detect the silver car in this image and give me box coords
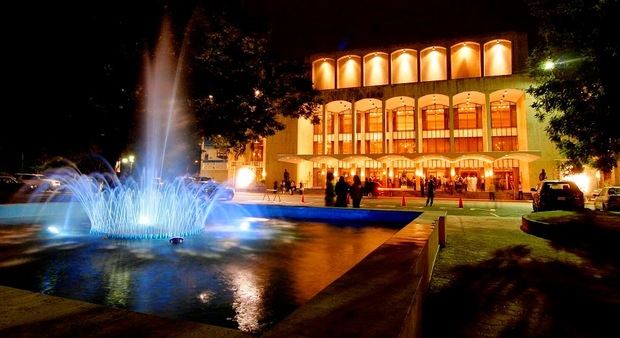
[593,186,620,211]
[14,173,61,191]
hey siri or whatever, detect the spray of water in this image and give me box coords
[50,19,216,239]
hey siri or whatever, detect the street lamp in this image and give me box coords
[128,155,135,174]
[542,60,555,71]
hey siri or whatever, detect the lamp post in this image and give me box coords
[128,155,135,175]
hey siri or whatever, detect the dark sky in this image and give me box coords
[2,0,532,171]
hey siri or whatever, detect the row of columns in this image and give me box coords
[316,92,514,155]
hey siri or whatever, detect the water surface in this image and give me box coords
[0,219,397,333]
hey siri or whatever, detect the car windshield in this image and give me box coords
[542,182,580,195]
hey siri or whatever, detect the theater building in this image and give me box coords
[203,32,614,195]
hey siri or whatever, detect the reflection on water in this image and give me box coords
[0,219,398,333]
[227,266,262,332]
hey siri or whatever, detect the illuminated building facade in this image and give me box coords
[207,32,615,195]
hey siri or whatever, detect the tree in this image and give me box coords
[185,9,322,159]
[526,0,620,173]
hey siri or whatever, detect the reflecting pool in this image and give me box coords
[0,218,398,333]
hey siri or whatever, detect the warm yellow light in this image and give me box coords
[121,158,128,164]
[235,167,256,189]
[365,53,388,86]
[392,50,417,84]
[422,47,446,81]
[452,42,480,78]
[313,59,336,90]
[563,173,591,194]
[543,60,555,71]
[485,40,511,76]
[128,155,135,163]
[450,168,456,176]
[595,171,601,179]
[338,56,361,88]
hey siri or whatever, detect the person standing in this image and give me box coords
[283,168,290,193]
[538,169,547,182]
[350,175,363,208]
[325,172,335,206]
[489,180,496,200]
[335,176,350,207]
[518,181,523,200]
[425,176,435,206]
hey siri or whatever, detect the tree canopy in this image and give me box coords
[526,0,620,172]
[185,9,322,159]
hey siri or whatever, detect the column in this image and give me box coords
[382,99,387,154]
[352,101,358,154]
[360,108,366,153]
[322,105,327,154]
[387,104,393,153]
[448,94,455,152]
[483,92,492,152]
[334,110,340,154]
[416,97,423,153]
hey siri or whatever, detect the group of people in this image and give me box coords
[324,172,364,208]
[274,169,304,195]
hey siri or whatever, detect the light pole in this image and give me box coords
[128,155,135,175]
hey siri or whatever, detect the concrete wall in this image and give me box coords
[265,117,300,188]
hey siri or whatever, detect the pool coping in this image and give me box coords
[0,203,443,337]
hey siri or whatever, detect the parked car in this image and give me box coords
[188,177,235,201]
[14,173,61,191]
[531,180,585,212]
[0,175,27,202]
[593,186,620,211]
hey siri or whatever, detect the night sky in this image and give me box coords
[2,0,532,171]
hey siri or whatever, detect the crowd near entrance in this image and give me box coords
[311,159,522,198]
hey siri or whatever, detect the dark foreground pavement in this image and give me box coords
[423,215,620,338]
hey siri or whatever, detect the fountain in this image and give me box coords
[0,16,432,336]
[52,20,214,239]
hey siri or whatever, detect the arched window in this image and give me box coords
[392,105,415,131]
[312,58,336,89]
[484,39,512,76]
[490,101,518,151]
[421,104,450,153]
[454,103,483,152]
